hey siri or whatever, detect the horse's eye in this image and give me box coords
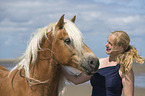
[64,38,71,45]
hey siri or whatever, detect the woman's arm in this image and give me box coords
[62,68,92,85]
[122,68,134,96]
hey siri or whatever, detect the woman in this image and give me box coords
[63,31,144,96]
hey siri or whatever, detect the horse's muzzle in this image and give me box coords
[81,56,99,75]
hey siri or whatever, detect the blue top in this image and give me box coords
[90,64,123,96]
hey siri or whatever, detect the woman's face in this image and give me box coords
[105,35,114,55]
[105,34,123,55]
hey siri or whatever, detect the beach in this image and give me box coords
[0,59,145,96]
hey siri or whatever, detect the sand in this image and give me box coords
[63,84,92,96]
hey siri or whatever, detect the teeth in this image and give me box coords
[106,47,110,51]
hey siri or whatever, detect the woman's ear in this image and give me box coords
[118,46,124,52]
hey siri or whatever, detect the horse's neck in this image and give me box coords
[31,58,61,96]
[28,34,62,96]
[30,34,61,84]
[31,35,57,79]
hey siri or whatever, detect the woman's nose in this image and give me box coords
[105,42,108,47]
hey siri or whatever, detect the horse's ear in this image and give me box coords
[71,16,76,23]
[56,14,65,29]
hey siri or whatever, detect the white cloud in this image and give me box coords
[104,15,145,36]
[107,15,143,24]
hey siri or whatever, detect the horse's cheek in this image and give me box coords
[59,50,71,64]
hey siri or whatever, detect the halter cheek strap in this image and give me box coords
[26,77,50,87]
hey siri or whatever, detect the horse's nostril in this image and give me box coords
[90,61,94,64]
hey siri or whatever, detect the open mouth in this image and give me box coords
[106,47,111,52]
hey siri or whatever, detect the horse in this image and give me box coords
[0,14,99,96]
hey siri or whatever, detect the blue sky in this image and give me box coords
[0,0,145,58]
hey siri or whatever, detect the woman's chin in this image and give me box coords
[106,50,111,55]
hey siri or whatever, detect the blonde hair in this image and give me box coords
[111,31,144,73]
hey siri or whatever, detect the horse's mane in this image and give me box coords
[9,19,84,79]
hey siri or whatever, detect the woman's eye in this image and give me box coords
[109,42,112,46]
[64,38,71,45]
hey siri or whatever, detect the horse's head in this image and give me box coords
[12,15,99,80]
[52,15,99,75]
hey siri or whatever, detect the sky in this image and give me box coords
[0,0,145,59]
